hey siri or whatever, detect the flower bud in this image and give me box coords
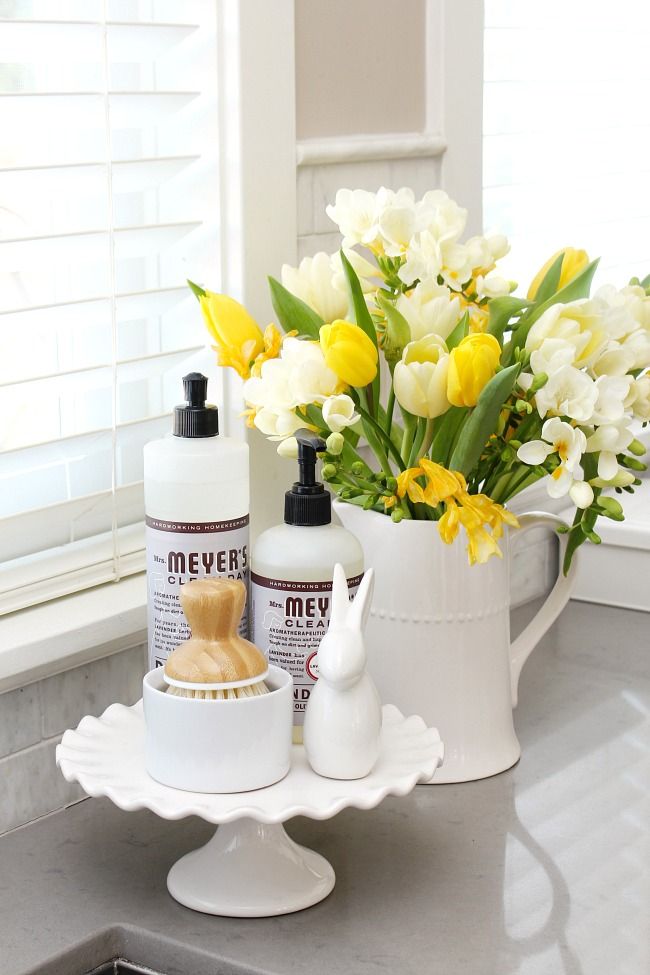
[628,438,647,457]
[321,463,338,481]
[529,372,549,393]
[527,248,589,300]
[391,507,404,523]
[325,432,345,456]
[276,436,298,459]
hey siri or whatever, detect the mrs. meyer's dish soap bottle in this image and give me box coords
[144,373,249,670]
[251,429,363,741]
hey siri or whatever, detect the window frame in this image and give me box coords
[0,0,298,689]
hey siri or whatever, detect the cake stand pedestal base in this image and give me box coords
[167,817,335,917]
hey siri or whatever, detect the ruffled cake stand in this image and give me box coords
[56,702,443,917]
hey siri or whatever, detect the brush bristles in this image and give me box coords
[166,679,269,700]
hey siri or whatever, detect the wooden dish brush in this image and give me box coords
[163,578,269,699]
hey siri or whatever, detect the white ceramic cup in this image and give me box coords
[143,665,293,793]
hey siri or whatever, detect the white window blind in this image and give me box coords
[484,0,650,289]
[0,0,221,613]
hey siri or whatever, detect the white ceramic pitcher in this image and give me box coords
[334,501,576,783]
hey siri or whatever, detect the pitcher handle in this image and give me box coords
[510,511,577,708]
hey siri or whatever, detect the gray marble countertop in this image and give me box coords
[1,600,649,975]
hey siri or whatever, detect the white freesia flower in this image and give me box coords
[417,190,467,243]
[585,420,635,480]
[628,374,650,420]
[277,436,298,458]
[329,249,377,295]
[517,419,591,507]
[322,393,359,433]
[620,327,650,370]
[517,417,587,471]
[486,234,510,262]
[376,187,418,256]
[595,283,650,338]
[526,300,607,369]
[529,337,577,376]
[393,336,451,419]
[243,338,339,441]
[281,252,350,323]
[326,186,421,254]
[475,272,512,300]
[280,337,339,405]
[591,374,634,425]
[439,242,476,292]
[325,188,381,249]
[252,406,303,440]
[590,342,636,377]
[534,365,598,422]
[396,278,462,342]
[398,229,443,287]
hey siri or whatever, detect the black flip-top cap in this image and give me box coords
[284,429,331,526]
[173,372,219,438]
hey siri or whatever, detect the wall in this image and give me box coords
[295,0,426,138]
[293,0,484,260]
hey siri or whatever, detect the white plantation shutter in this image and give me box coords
[483,0,650,289]
[0,0,222,612]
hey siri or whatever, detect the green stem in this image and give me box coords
[357,401,406,472]
[496,467,543,505]
[407,418,426,468]
[400,410,417,466]
[385,385,396,437]
[420,418,435,459]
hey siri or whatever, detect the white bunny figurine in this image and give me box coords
[303,564,382,779]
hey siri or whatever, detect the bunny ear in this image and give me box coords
[348,568,375,632]
[329,562,350,626]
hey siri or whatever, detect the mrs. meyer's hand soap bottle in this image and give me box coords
[144,373,249,670]
[251,429,363,741]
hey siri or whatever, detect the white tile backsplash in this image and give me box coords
[0,642,146,835]
[0,683,41,759]
[40,645,147,739]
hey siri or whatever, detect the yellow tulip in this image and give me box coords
[447,333,501,408]
[319,319,378,388]
[527,248,589,300]
[199,291,265,379]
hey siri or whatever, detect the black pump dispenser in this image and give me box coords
[284,429,331,526]
[173,372,219,438]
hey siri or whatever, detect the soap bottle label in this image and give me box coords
[250,572,363,726]
[146,515,249,669]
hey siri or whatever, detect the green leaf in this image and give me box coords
[445,310,470,351]
[448,363,520,476]
[187,279,206,299]
[430,406,468,465]
[268,276,323,339]
[487,296,531,342]
[340,249,380,410]
[508,259,601,355]
[530,252,565,304]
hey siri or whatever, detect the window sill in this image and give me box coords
[0,573,147,694]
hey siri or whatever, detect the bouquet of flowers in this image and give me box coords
[189,187,649,571]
